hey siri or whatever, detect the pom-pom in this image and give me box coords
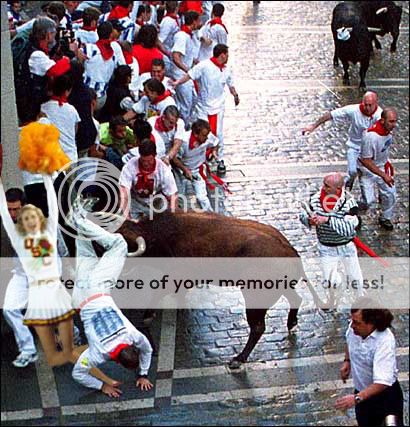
[18,122,71,174]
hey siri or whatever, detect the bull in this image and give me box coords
[94,210,322,369]
[360,1,403,52]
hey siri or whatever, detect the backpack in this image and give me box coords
[11,31,47,123]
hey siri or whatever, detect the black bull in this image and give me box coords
[93,211,322,367]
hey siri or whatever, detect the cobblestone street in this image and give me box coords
[1,1,409,425]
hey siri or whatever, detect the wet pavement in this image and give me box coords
[1,1,409,425]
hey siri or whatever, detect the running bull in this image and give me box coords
[331,1,402,88]
[96,210,320,368]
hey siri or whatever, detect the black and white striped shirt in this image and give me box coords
[300,190,359,246]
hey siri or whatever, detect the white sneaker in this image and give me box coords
[12,353,38,368]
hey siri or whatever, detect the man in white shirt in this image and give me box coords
[41,74,81,164]
[170,10,202,125]
[172,44,239,176]
[70,204,153,398]
[302,92,382,190]
[120,140,178,218]
[74,6,100,45]
[158,1,180,75]
[197,3,228,62]
[335,299,403,427]
[172,119,219,211]
[138,58,175,95]
[359,108,398,231]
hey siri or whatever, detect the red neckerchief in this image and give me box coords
[136,17,145,26]
[122,49,134,64]
[320,188,343,212]
[359,102,377,119]
[155,116,174,133]
[109,343,130,362]
[189,132,198,150]
[210,56,225,71]
[108,5,130,20]
[181,25,193,37]
[82,24,97,31]
[367,119,390,136]
[152,90,172,105]
[165,12,180,27]
[209,17,228,34]
[51,95,68,106]
[96,39,114,60]
[135,158,156,197]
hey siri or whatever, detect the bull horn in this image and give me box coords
[337,26,353,32]
[367,27,382,32]
[127,236,146,257]
[376,7,388,14]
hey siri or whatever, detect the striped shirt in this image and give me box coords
[300,190,359,246]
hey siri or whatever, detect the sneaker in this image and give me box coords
[379,218,394,231]
[12,353,38,368]
[217,160,226,177]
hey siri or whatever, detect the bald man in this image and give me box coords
[300,172,363,306]
[303,92,382,189]
[359,108,398,231]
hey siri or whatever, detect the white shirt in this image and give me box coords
[131,94,176,119]
[75,28,99,44]
[170,31,196,79]
[148,115,186,157]
[179,131,219,172]
[159,15,179,52]
[361,127,393,169]
[188,59,234,115]
[41,100,81,163]
[72,296,152,390]
[120,157,178,200]
[330,104,382,148]
[138,72,174,94]
[28,50,56,77]
[346,324,398,391]
[83,41,126,98]
[197,20,228,62]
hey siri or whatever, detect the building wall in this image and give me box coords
[1,1,21,256]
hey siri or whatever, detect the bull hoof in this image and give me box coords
[287,309,298,331]
[228,357,245,369]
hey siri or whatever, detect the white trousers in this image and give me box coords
[72,214,128,308]
[175,170,212,211]
[196,108,225,159]
[318,241,364,297]
[359,172,396,220]
[3,273,37,355]
[346,146,361,179]
[175,80,195,125]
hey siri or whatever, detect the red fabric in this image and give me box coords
[135,159,156,197]
[367,119,390,136]
[384,160,394,177]
[353,237,390,267]
[132,44,163,74]
[193,80,199,94]
[108,5,130,20]
[155,116,174,132]
[209,17,228,34]
[319,188,343,212]
[207,114,218,135]
[109,344,131,362]
[165,12,180,27]
[359,102,377,118]
[82,24,97,31]
[51,95,68,106]
[150,133,156,143]
[210,56,225,72]
[122,49,134,64]
[179,1,203,14]
[136,17,145,27]
[189,132,197,150]
[181,24,193,37]
[96,39,114,60]
[46,57,71,78]
[152,90,172,105]
[199,163,231,194]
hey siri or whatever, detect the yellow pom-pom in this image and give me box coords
[18,122,71,174]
